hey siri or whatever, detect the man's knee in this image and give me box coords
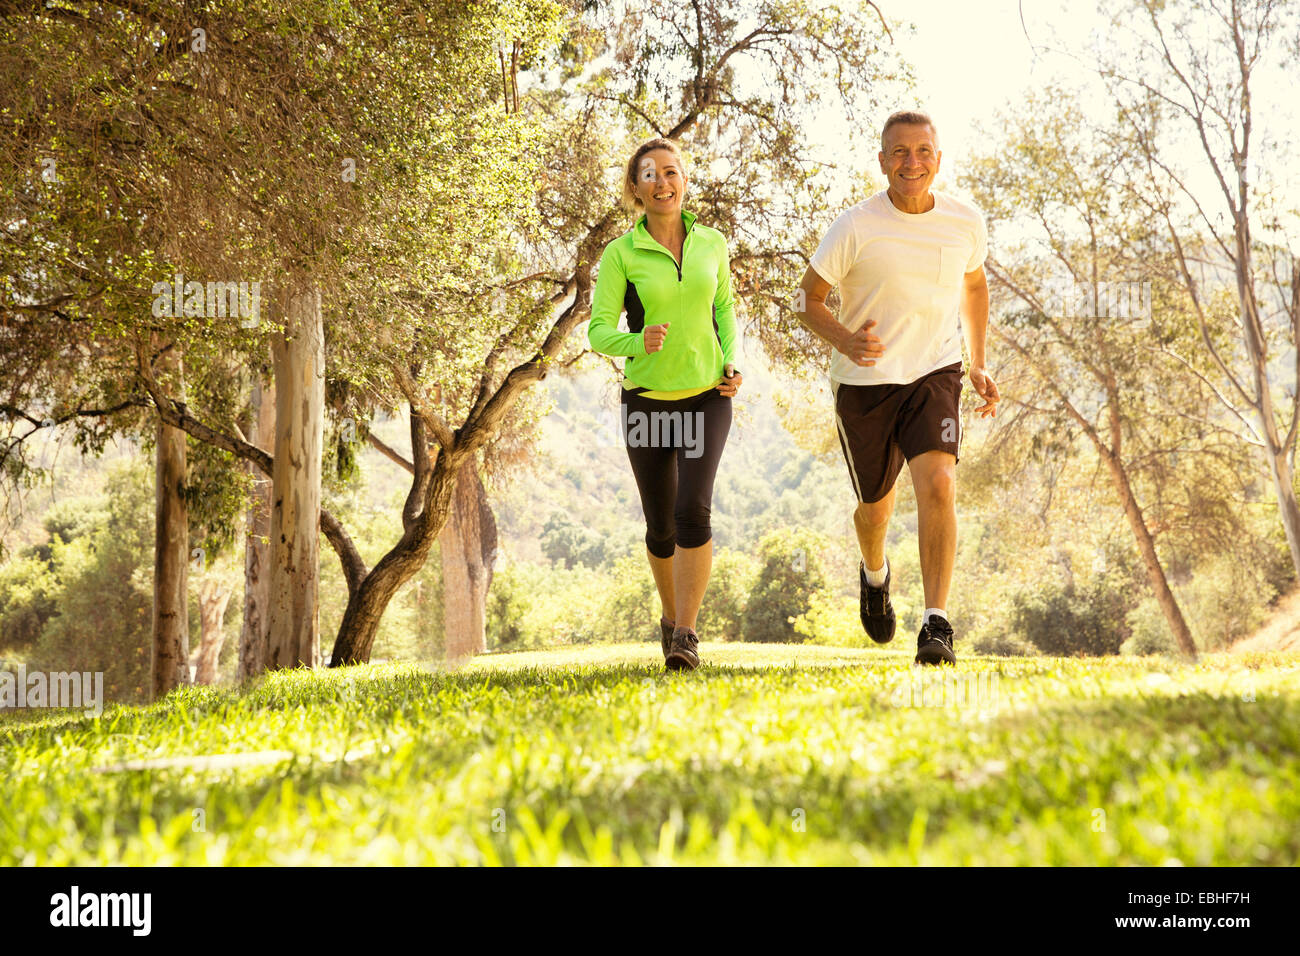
[917,462,956,507]
[855,494,893,529]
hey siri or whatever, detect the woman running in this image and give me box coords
[587,137,742,671]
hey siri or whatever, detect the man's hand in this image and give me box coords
[716,363,743,397]
[970,365,999,417]
[836,321,885,367]
[643,323,670,353]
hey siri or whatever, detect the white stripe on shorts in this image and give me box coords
[831,380,865,501]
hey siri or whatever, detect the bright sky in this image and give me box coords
[886,0,1043,179]
[822,0,1298,249]
[792,1,1097,203]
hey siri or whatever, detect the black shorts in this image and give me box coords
[832,361,963,504]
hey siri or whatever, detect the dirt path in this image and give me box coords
[1230,584,1300,654]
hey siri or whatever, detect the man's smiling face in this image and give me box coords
[879,122,941,202]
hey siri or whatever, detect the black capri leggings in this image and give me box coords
[620,387,732,559]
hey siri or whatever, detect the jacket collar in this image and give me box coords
[633,209,697,250]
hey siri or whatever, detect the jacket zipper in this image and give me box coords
[648,223,691,281]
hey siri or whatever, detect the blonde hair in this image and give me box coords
[622,138,686,212]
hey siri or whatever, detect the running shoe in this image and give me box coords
[859,560,897,644]
[915,616,957,666]
[665,625,700,671]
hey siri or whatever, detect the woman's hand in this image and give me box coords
[643,323,670,353]
[716,364,743,397]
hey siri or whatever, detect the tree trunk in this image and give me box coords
[1263,444,1300,578]
[238,367,275,680]
[441,466,498,662]
[328,218,607,667]
[1099,449,1197,657]
[265,284,325,670]
[152,408,191,698]
[1233,225,1300,579]
[194,576,234,684]
[330,458,459,666]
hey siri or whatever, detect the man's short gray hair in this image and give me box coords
[881,110,938,151]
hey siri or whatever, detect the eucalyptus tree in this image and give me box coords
[1083,0,1300,580]
[4,0,907,670]
[324,0,907,664]
[2,0,567,675]
[964,91,1265,657]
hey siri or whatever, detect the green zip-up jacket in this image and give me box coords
[587,210,737,393]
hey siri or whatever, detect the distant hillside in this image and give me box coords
[489,353,866,574]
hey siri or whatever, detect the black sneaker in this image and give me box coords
[915,616,956,666]
[665,625,700,671]
[859,560,897,644]
[659,617,675,659]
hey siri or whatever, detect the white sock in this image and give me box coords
[863,556,888,588]
[924,608,947,624]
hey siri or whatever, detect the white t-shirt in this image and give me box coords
[809,189,987,386]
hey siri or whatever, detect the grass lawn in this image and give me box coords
[2,642,1298,865]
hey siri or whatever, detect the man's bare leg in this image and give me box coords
[854,483,898,572]
[907,450,957,610]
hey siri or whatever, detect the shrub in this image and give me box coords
[742,528,830,643]
[599,554,660,644]
[791,590,864,646]
[26,463,155,702]
[539,512,608,569]
[697,548,758,642]
[968,630,1035,656]
[1180,553,1276,650]
[485,561,607,648]
[486,561,538,649]
[1010,569,1131,656]
[0,554,58,652]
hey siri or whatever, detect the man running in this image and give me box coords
[795,110,999,666]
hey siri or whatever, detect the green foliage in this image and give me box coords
[25,463,155,701]
[791,590,862,647]
[1010,567,1133,657]
[599,554,661,645]
[1121,599,1179,657]
[486,562,534,650]
[486,547,756,649]
[539,512,608,569]
[485,560,607,649]
[742,528,830,643]
[0,553,57,652]
[697,549,758,642]
[1128,553,1278,654]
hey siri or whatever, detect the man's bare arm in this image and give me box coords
[794,267,883,367]
[961,266,989,370]
[961,265,999,416]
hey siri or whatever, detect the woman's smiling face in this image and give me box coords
[633,149,687,215]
